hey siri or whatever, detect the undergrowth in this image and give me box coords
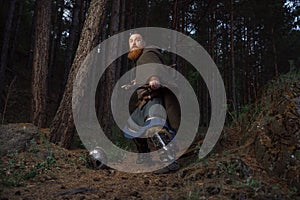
[228,69,300,129]
[0,132,57,188]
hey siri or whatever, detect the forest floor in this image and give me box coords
[0,125,297,200]
[0,73,299,200]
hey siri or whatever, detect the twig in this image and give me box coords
[2,76,16,124]
[226,132,258,153]
[54,187,94,197]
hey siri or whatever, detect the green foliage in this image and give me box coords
[228,102,262,128]
[0,131,59,188]
[245,177,261,188]
[186,187,206,200]
[217,160,241,177]
[77,152,88,164]
[34,154,56,171]
[111,124,136,152]
[0,151,56,187]
[0,152,57,187]
[187,70,200,88]
[288,186,298,198]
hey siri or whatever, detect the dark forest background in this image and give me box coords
[0,0,299,148]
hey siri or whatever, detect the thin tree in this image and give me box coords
[0,0,17,117]
[31,0,52,128]
[50,0,108,149]
[230,0,238,114]
[49,0,63,79]
[9,0,24,66]
[63,0,85,90]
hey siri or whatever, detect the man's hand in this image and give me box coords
[131,79,136,85]
[149,79,161,90]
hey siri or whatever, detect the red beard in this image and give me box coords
[128,48,143,61]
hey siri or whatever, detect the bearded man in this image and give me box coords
[124,33,180,174]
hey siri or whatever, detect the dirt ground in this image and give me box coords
[0,125,298,200]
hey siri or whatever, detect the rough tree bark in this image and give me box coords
[31,0,52,128]
[100,0,120,139]
[50,0,107,149]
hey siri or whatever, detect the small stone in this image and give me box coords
[158,193,172,200]
[79,196,85,200]
[130,191,140,197]
[144,179,150,185]
[104,170,111,176]
[206,186,221,195]
[93,177,101,182]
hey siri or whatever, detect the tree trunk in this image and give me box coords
[230,0,238,114]
[117,0,126,78]
[27,0,37,71]
[171,0,178,68]
[63,0,84,90]
[9,0,24,66]
[50,0,108,149]
[57,0,86,108]
[0,0,17,116]
[49,0,64,83]
[101,0,120,139]
[127,0,134,29]
[144,0,149,27]
[31,0,52,128]
[243,18,250,105]
[271,26,278,77]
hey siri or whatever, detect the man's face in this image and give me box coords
[129,34,145,51]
